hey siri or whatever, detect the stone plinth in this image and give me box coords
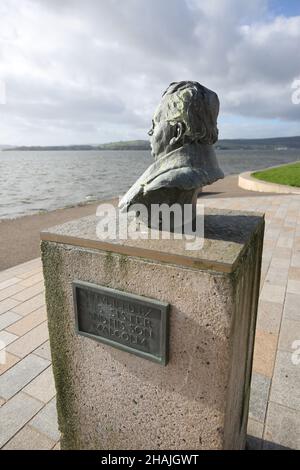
[40,206,264,450]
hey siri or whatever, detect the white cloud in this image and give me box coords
[0,0,299,144]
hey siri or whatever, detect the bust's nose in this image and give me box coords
[148,129,153,136]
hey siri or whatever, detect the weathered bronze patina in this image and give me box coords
[73,281,169,365]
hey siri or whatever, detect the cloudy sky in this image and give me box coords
[0,0,300,145]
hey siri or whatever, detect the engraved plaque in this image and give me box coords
[73,281,169,365]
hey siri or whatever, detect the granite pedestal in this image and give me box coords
[41,206,264,450]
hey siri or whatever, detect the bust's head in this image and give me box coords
[148,81,219,159]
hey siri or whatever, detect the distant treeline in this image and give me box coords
[2,136,300,151]
[216,136,300,150]
[3,140,151,151]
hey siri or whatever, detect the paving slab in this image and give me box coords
[0,311,21,331]
[19,272,44,288]
[283,293,300,322]
[260,283,286,304]
[287,279,300,295]
[0,330,18,349]
[264,401,300,450]
[253,330,278,378]
[5,306,47,336]
[249,372,271,423]
[247,418,264,450]
[278,318,300,353]
[270,350,300,411]
[0,278,21,291]
[30,398,60,442]
[12,293,45,317]
[3,424,56,450]
[0,298,20,315]
[0,353,50,400]
[7,322,49,358]
[0,283,26,302]
[0,352,20,376]
[256,301,282,335]
[288,267,300,281]
[0,392,43,448]
[12,281,44,303]
[17,267,43,280]
[291,254,300,268]
[33,340,52,361]
[24,366,56,403]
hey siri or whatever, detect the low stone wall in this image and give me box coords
[238,171,300,195]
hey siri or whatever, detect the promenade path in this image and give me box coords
[0,194,300,450]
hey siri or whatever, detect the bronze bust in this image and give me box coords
[119,81,224,224]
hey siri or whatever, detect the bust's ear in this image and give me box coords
[170,122,185,146]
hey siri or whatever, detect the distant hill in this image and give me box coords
[3,136,300,152]
[0,145,13,150]
[216,136,300,150]
[96,140,151,150]
[3,140,151,151]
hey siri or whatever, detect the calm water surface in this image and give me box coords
[0,149,299,219]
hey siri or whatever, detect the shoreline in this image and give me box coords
[0,198,103,223]
[0,174,275,271]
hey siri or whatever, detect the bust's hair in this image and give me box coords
[160,81,219,145]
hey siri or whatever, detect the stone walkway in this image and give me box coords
[0,194,300,450]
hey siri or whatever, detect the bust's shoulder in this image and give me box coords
[144,166,201,193]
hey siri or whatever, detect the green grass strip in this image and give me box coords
[252,161,300,187]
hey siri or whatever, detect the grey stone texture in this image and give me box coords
[270,350,300,410]
[264,401,300,449]
[24,366,56,403]
[246,418,264,450]
[30,398,60,442]
[249,372,271,422]
[0,353,50,400]
[3,425,56,450]
[41,207,264,450]
[33,340,52,361]
[0,392,43,448]
[0,311,21,331]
